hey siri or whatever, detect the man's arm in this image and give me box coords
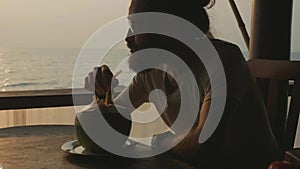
[114,73,149,113]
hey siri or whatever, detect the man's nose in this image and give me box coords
[125,30,135,43]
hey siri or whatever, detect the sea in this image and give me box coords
[0,46,137,92]
[0,46,299,92]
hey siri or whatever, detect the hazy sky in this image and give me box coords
[0,0,299,52]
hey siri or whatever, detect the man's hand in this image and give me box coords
[84,65,119,105]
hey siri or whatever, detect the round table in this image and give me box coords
[0,125,199,169]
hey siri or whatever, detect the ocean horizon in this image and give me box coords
[0,47,299,92]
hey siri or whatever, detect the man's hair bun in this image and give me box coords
[199,0,215,8]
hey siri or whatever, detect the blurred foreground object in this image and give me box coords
[268,161,297,169]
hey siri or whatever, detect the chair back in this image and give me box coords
[247,59,300,151]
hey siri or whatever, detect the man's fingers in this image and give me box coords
[85,65,118,95]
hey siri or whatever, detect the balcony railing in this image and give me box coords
[0,88,93,110]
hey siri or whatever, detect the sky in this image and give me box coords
[0,0,299,52]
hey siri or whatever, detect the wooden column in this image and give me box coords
[249,0,293,60]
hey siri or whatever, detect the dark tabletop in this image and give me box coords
[0,125,199,169]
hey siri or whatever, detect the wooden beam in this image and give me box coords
[248,59,300,80]
[228,0,250,50]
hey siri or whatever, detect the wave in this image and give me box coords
[3,80,62,89]
[4,82,41,87]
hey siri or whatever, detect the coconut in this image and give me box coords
[75,105,132,154]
